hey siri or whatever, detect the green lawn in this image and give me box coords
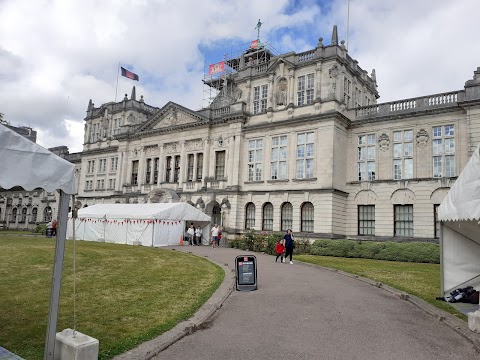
[296,255,466,320]
[0,236,224,359]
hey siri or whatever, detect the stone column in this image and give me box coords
[315,62,322,102]
[226,134,235,185]
[202,136,211,187]
[232,131,242,187]
[178,141,186,188]
[158,145,165,184]
[245,81,251,113]
[137,148,146,186]
[288,131,296,180]
[268,74,274,110]
[288,72,295,106]
[116,152,123,191]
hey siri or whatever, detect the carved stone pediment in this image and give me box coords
[151,107,198,129]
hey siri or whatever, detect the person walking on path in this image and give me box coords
[275,238,285,263]
[211,224,219,249]
[187,223,195,246]
[195,226,202,246]
[283,229,295,264]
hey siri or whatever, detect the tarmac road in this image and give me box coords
[153,246,479,360]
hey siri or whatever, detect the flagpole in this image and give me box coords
[346,0,350,51]
[114,63,120,102]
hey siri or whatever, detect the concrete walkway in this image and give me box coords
[134,246,480,360]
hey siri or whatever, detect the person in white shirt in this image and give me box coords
[211,224,219,249]
[195,226,202,246]
[187,223,195,246]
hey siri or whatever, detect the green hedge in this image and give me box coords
[230,232,440,264]
[310,239,440,264]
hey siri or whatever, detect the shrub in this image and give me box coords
[293,238,312,254]
[243,229,256,251]
[33,224,46,234]
[310,239,440,264]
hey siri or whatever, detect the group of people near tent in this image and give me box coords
[185,223,223,248]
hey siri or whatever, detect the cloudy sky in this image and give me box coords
[0,0,478,153]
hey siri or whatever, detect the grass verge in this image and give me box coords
[0,236,224,359]
[295,255,467,321]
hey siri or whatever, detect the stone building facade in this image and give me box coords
[2,26,480,242]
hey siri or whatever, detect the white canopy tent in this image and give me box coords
[0,124,75,359]
[67,203,212,246]
[438,144,480,298]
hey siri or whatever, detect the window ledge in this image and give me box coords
[244,180,265,184]
[84,189,94,192]
[292,177,317,182]
[86,174,94,177]
[267,179,289,183]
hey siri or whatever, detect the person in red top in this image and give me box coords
[275,238,285,263]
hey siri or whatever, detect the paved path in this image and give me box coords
[154,246,478,360]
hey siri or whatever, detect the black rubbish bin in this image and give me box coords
[46,228,53,238]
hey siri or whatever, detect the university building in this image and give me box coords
[2,26,480,242]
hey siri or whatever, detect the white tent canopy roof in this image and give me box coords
[76,203,211,221]
[438,144,480,221]
[0,124,75,194]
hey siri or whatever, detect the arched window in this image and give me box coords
[245,203,255,229]
[20,207,27,223]
[12,208,17,223]
[301,202,314,232]
[44,206,52,222]
[281,202,293,231]
[262,203,273,231]
[32,208,38,223]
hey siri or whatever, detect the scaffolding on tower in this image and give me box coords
[202,39,279,109]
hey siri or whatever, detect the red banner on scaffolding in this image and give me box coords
[250,40,259,49]
[208,61,225,75]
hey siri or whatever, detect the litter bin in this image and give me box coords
[46,228,53,238]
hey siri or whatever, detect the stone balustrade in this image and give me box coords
[296,50,316,63]
[355,90,464,119]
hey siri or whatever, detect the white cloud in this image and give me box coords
[0,0,478,153]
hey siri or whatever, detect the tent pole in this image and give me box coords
[44,191,70,360]
[440,222,444,296]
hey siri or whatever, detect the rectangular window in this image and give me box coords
[434,204,440,239]
[145,158,152,184]
[253,85,268,114]
[392,130,414,180]
[271,135,288,180]
[87,160,95,174]
[187,154,194,181]
[196,153,203,180]
[110,157,118,172]
[108,178,116,189]
[215,151,226,180]
[296,132,314,179]
[432,125,455,178]
[297,74,315,106]
[165,156,172,182]
[98,159,107,173]
[153,158,159,184]
[174,155,180,182]
[96,179,105,190]
[394,205,413,237]
[248,139,263,181]
[358,205,375,235]
[358,134,376,181]
[131,160,139,185]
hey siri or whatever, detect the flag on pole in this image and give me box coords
[120,67,139,81]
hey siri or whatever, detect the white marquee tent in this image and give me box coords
[438,144,480,298]
[0,124,75,359]
[67,203,211,246]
